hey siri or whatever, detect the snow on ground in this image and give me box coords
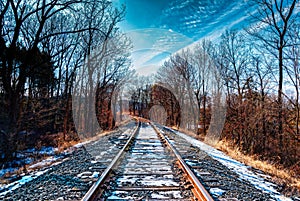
[73,139,93,148]
[0,168,49,196]
[209,188,226,196]
[0,126,127,196]
[0,146,63,177]
[0,147,56,178]
[0,141,88,196]
[168,128,293,201]
[0,138,94,176]
[28,155,64,169]
[0,154,69,196]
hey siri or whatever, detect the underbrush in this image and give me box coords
[215,140,300,196]
[176,127,300,196]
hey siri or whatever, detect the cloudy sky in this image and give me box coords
[113,0,256,75]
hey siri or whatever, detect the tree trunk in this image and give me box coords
[278,44,284,161]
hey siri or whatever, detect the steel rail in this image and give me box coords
[81,121,140,201]
[151,123,215,201]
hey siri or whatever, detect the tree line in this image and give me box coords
[154,0,299,169]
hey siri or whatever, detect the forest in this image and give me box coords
[0,0,299,188]
[0,0,132,162]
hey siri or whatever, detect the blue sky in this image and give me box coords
[113,0,254,75]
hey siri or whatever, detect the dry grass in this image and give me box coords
[1,119,137,186]
[7,131,110,176]
[215,140,300,193]
[175,128,300,195]
[56,119,134,152]
[56,139,79,152]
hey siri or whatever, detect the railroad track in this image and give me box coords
[81,121,214,201]
[0,120,141,201]
[153,124,276,200]
[1,120,277,201]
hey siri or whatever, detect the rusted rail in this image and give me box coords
[81,121,140,201]
[151,123,214,201]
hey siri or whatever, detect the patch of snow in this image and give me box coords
[91,172,99,178]
[16,147,57,158]
[2,146,60,173]
[0,134,98,197]
[171,129,293,201]
[151,193,168,199]
[0,169,49,196]
[140,177,179,186]
[38,147,58,155]
[73,141,90,148]
[77,171,92,179]
[210,188,225,196]
[107,191,138,200]
[24,157,34,165]
[28,155,63,169]
[0,157,69,196]
[151,191,183,199]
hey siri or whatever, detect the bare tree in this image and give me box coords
[218,30,251,146]
[156,51,199,131]
[285,23,300,137]
[0,0,86,130]
[191,40,215,135]
[247,0,298,136]
[72,25,132,136]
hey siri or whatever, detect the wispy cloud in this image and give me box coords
[121,0,256,75]
[126,28,193,75]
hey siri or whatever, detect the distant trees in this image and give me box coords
[156,51,200,132]
[148,105,167,125]
[127,83,181,127]
[150,84,181,127]
[156,40,226,135]
[127,76,152,117]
